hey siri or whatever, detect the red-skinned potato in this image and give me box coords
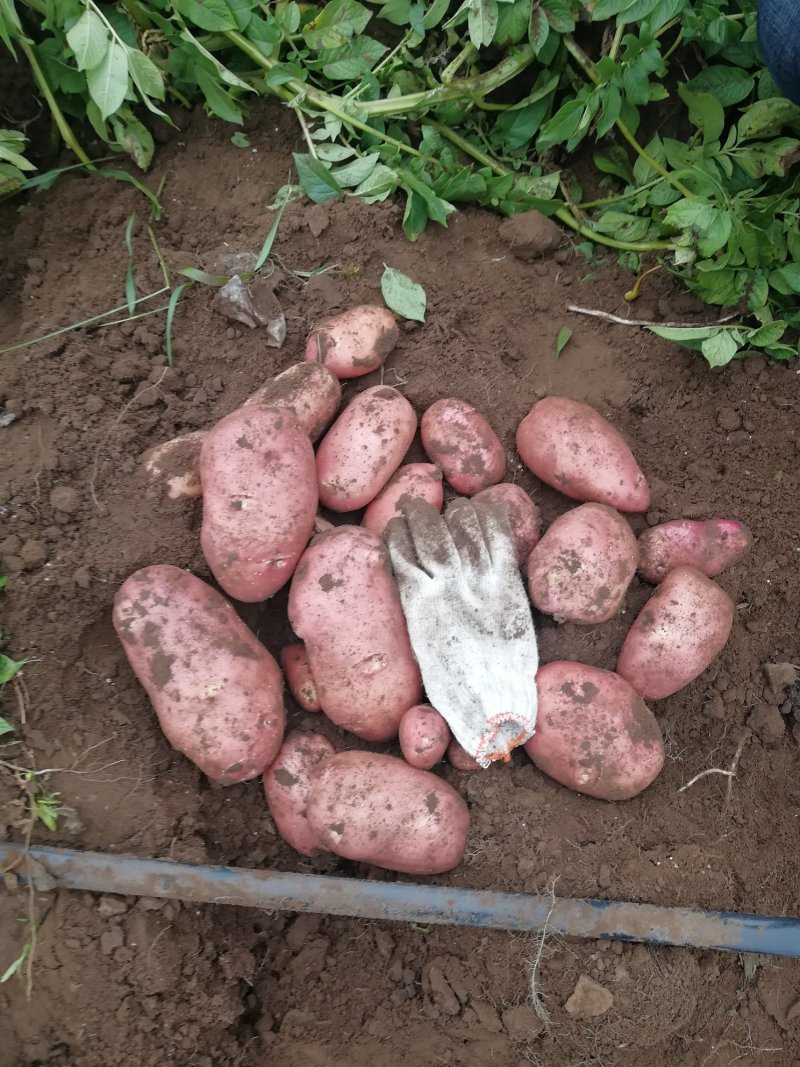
[263,731,336,856]
[243,362,341,441]
[113,565,285,783]
[316,386,417,511]
[517,397,649,512]
[447,738,482,771]
[288,525,422,740]
[200,406,317,603]
[617,565,734,699]
[421,398,505,495]
[305,305,399,379]
[306,751,470,874]
[638,519,752,584]
[527,503,637,624]
[399,704,450,770]
[141,430,206,501]
[526,662,664,800]
[280,642,321,712]
[473,483,541,563]
[363,463,444,538]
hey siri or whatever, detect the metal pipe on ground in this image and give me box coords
[2,842,798,958]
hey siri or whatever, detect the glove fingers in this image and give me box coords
[444,498,491,573]
[400,499,460,576]
[385,515,427,592]
[473,501,518,577]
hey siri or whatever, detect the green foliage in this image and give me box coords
[3,0,799,364]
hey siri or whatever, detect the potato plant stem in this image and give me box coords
[430,123,673,254]
[18,38,91,166]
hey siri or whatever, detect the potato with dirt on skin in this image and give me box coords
[140,363,341,501]
[316,385,417,511]
[306,751,470,874]
[263,731,336,856]
[280,642,321,712]
[288,525,422,741]
[526,503,637,624]
[363,463,444,538]
[304,305,399,380]
[638,518,752,584]
[516,397,650,512]
[421,398,505,496]
[399,704,450,770]
[526,662,664,801]
[141,430,206,501]
[200,406,317,603]
[473,483,541,564]
[447,738,482,772]
[616,565,734,699]
[243,361,342,441]
[113,565,285,784]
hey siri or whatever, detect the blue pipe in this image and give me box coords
[3,842,799,958]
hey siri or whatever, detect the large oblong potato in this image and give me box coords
[473,483,541,563]
[305,305,399,379]
[288,525,422,740]
[113,565,285,783]
[306,751,470,874]
[263,731,336,856]
[243,361,341,441]
[200,406,318,603]
[638,518,752,584]
[526,503,637,623]
[526,662,664,800]
[516,397,649,512]
[363,463,444,538]
[421,397,505,495]
[616,565,734,699]
[316,386,417,512]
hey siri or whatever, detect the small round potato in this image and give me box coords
[616,565,735,699]
[288,525,422,740]
[399,704,450,770]
[316,386,417,512]
[516,397,650,512]
[363,463,444,538]
[263,731,336,856]
[447,738,482,772]
[422,398,505,495]
[304,305,399,379]
[306,751,470,874]
[527,503,637,623]
[473,483,541,563]
[200,406,318,603]
[244,362,342,441]
[638,518,752,584]
[280,642,321,712]
[141,430,206,500]
[526,661,664,800]
[113,565,285,783]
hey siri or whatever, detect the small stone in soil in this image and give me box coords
[20,540,47,568]
[764,662,797,693]
[565,974,614,1017]
[747,703,785,744]
[501,1003,544,1040]
[717,408,741,431]
[498,210,564,261]
[50,485,80,514]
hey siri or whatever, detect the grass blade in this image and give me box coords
[165,284,188,367]
[123,213,136,315]
[0,287,170,356]
[99,168,163,219]
[254,195,290,271]
[147,225,170,288]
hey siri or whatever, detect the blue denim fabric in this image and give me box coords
[758,0,800,103]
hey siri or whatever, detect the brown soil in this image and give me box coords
[2,102,800,1067]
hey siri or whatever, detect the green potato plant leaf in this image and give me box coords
[381,265,426,322]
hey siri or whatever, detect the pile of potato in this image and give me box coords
[115,306,751,876]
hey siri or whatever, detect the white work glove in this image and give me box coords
[386,498,538,768]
